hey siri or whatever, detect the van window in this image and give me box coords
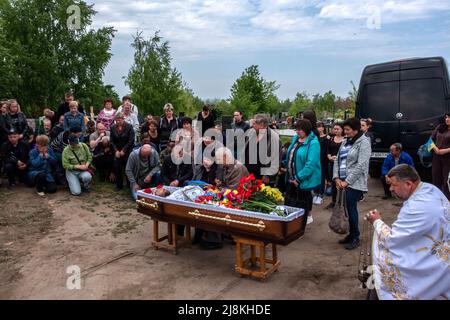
[400,79,446,121]
[362,82,399,121]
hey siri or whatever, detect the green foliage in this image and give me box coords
[289,91,312,116]
[0,0,116,116]
[230,65,280,118]
[125,31,185,117]
[205,98,232,120]
[312,90,336,118]
[177,87,204,117]
[348,80,358,110]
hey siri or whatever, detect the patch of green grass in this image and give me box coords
[280,135,293,146]
[111,220,139,238]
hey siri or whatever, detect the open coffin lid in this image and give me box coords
[136,187,306,245]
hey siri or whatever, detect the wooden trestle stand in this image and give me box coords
[151,219,191,255]
[233,236,280,281]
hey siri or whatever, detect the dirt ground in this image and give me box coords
[0,177,400,300]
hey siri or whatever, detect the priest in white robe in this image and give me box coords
[367,164,449,300]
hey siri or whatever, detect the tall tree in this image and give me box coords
[230,65,280,118]
[125,31,185,116]
[0,0,116,115]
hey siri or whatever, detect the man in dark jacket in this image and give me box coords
[244,114,281,185]
[231,110,250,160]
[56,92,84,120]
[110,113,135,191]
[161,147,193,187]
[1,129,29,188]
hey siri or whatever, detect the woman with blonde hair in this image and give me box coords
[159,103,181,151]
[64,101,85,132]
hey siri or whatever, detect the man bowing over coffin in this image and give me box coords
[367,164,449,300]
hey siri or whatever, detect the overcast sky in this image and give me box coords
[87,0,450,100]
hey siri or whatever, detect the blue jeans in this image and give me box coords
[66,170,92,196]
[345,187,363,240]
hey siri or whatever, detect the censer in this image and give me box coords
[358,216,373,288]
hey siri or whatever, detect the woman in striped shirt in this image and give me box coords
[333,118,371,250]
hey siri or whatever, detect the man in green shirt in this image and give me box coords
[62,133,93,196]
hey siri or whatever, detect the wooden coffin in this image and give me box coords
[136,189,306,245]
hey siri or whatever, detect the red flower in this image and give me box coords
[144,188,153,194]
[157,185,164,189]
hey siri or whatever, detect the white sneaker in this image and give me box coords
[36,191,45,197]
[313,195,323,205]
[316,196,323,205]
[307,215,314,225]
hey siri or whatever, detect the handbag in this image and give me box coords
[329,189,349,234]
[417,137,434,168]
[70,148,96,177]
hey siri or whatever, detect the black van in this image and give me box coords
[355,57,450,180]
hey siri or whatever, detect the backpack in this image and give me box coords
[329,189,349,234]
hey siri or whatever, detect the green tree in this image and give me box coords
[0,31,19,98]
[230,65,280,118]
[125,31,185,116]
[348,80,358,111]
[313,90,336,118]
[0,0,116,115]
[177,87,204,117]
[289,91,311,116]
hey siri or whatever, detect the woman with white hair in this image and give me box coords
[215,147,248,189]
[159,103,181,151]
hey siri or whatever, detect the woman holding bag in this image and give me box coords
[333,118,371,250]
[285,119,321,227]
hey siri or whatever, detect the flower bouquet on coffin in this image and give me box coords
[195,174,287,217]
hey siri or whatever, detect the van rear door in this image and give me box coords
[399,61,448,150]
[358,64,400,156]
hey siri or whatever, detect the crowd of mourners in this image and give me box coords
[1,92,449,251]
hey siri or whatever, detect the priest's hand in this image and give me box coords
[367,209,381,225]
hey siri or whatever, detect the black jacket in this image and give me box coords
[110,123,135,154]
[197,112,216,135]
[161,154,193,186]
[161,154,177,184]
[158,116,181,150]
[244,128,281,180]
[1,140,29,165]
[0,115,8,146]
[193,163,220,185]
[6,112,31,139]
